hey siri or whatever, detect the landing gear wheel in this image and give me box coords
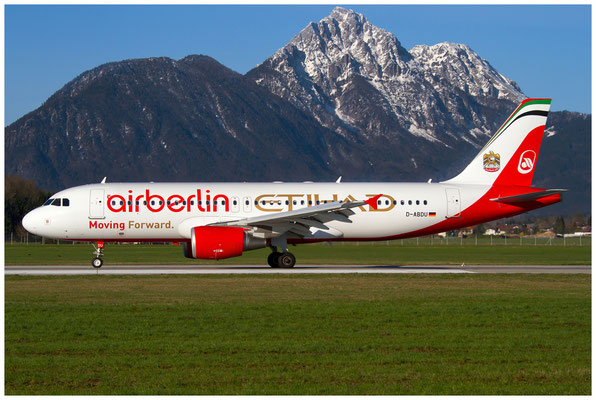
[92,257,103,268]
[277,252,296,268]
[92,242,105,269]
[268,252,282,268]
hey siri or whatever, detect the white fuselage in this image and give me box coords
[22,181,489,242]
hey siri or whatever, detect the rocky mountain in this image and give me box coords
[5,7,590,215]
[247,7,523,148]
[534,111,591,215]
[5,55,347,187]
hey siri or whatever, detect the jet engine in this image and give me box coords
[182,226,266,260]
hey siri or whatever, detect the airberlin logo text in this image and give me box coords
[105,189,395,214]
[107,189,229,213]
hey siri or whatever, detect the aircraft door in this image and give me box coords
[445,188,461,218]
[89,189,105,219]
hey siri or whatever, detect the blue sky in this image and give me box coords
[4,4,591,125]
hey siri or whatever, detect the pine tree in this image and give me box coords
[553,216,566,235]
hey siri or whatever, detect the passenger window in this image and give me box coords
[408,200,412,205]
[424,200,427,205]
[401,200,404,205]
[51,198,61,207]
[63,198,70,207]
[416,200,420,205]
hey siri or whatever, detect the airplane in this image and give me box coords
[22,98,565,268]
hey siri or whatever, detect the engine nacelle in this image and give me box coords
[182,226,266,260]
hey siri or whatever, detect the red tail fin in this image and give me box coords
[445,98,551,187]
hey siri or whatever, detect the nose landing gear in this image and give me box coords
[92,241,104,268]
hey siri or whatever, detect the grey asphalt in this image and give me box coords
[4,264,591,275]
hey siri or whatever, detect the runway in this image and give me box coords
[5,264,591,275]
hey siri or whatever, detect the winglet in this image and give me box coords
[364,194,383,210]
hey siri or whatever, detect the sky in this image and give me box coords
[4,4,592,125]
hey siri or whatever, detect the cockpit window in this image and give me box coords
[43,197,70,207]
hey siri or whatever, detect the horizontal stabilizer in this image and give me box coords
[490,189,567,204]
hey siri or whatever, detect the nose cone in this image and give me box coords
[22,209,42,236]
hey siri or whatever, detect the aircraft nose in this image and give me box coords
[22,209,41,235]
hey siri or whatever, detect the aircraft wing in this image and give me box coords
[489,189,567,204]
[214,194,382,238]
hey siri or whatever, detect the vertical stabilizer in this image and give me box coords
[445,99,551,187]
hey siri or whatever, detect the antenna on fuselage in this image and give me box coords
[336,176,342,184]
[101,177,107,184]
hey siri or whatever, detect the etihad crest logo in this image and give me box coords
[483,151,500,172]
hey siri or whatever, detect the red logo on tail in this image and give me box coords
[517,150,536,174]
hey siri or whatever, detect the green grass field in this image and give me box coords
[5,274,590,395]
[4,240,592,265]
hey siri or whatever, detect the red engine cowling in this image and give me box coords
[183,226,265,260]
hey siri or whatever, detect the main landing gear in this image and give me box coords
[92,241,104,268]
[267,247,296,268]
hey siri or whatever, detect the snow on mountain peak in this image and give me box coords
[329,6,364,23]
[282,6,412,85]
[410,42,524,102]
[250,7,526,145]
